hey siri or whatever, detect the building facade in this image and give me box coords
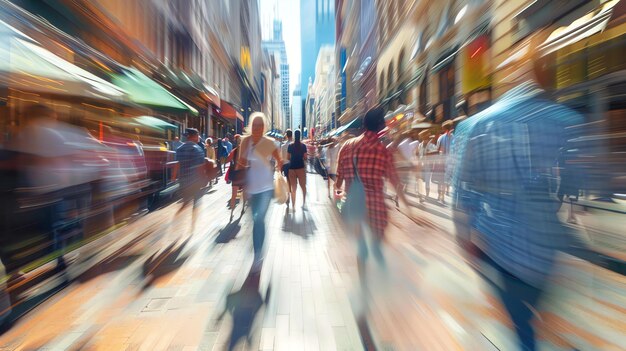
[292,81,303,131]
[301,0,336,130]
[262,20,290,132]
[311,46,336,135]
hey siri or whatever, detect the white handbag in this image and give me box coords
[274,172,289,204]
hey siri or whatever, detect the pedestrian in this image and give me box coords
[224,137,233,155]
[172,128,205,236]
[324,137,340,199]
[287,130,308,210]
[417,129,437,202]
[235,113,282,272]
[226,134,244,212]
[436,120,454,203]
[281,130,293,209]
[335,107,407,271]
[11,104,99,272]
[393,132,420,205]
[217,138,228,173]
[205,138,218,186]
[170,136,183,151]
[451,79,591,351]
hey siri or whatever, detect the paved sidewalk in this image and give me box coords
[0,173,624,350]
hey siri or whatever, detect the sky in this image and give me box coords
[259,0,301,96]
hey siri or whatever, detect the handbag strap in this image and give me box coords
[352,154,361,182]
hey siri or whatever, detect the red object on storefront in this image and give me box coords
[219,101,244,121]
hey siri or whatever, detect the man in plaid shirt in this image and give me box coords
[335,107,407,265]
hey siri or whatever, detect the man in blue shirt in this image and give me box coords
[224,137,233,155]
[173,128,205,234]
[450,81,591,351]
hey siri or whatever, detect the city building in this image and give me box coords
[311,46,336,135]
[334,0,377,128]
[261,49,283,132]
[292,80,303,131]
[11,0,264,138]
[262,20,291,131]
[300,0,335,130]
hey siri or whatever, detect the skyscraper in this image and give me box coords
[262,20,290,130]
[292,80,302,131]
[300,0,335,129]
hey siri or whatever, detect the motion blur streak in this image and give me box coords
[0,0,625,350]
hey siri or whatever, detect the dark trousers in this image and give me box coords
[477,250,543,351]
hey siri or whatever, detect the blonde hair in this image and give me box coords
[246,112,269,135]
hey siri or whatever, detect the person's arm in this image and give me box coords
[334,145,346,191]
[236,139,248,170]
[272,146,283,171]
[302,145,308,164]
[384,148,408,206]
[226,148,236,163]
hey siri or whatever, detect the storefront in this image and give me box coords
[211,100,244,138]
[431,46,459,123]
[461,31,492,115]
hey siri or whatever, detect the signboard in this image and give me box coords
[461,34,491,94]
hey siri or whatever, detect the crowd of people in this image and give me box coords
[148,71,608,351]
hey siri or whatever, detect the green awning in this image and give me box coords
[0,20,127,101]
[134,116,177,130]
[333,117,362,136]
[111,68,198,115]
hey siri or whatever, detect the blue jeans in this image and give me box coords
[477,250,543,351]
[249,190,273,260]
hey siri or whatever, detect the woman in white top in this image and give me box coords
[235,113,282,272]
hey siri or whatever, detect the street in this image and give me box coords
[0,173,624,351]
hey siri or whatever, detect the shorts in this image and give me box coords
[327,173,337,181]
[288,168,306,191]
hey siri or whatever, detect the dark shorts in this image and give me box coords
[327,174,337,181]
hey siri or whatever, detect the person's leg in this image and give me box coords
[298,169,306,207]
[191,188,202,235]
[482,254,543,351]
[249,190,273,265]
[371,227,386,267]
[288,170,297,208]
[327,169,331,199]
[282,164,291,208]
[230,185,238,209]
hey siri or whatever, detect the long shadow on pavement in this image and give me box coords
[217,268,270,351]
[214,218,242,244]
[282,208,317,239]
[141,236,191,291]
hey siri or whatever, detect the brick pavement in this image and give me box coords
[1,172,624,350]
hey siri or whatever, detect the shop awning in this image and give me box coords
[333,117,362,136]
[202,84,220,107]
[218,101,244,122]
[133,116,177,130]
[111,67,198,115]
[540,0,621,55]
[0,21,127,101]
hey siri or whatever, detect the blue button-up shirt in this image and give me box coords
[176,142,205,186]
[450,81,584,287]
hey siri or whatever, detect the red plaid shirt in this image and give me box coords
[337,131,400,236]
